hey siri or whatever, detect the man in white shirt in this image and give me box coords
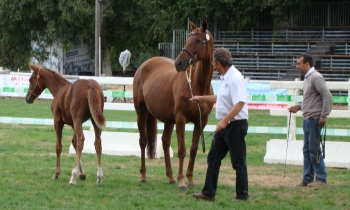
[190,48,249,201]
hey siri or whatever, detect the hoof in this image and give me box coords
[139,180,147,184]
[52,175,58,179]
[178,186,188,191]
[188,184,196,188]
[69,181,76,185]
[169,181,177,185]
[79,174,86,180]
[96,179,102,184]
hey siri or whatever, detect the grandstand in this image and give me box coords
[159,1,350,82]
[213,29,350,81]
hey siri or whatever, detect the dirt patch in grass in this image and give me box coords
[218,165,302,187]
[132,156,304,187]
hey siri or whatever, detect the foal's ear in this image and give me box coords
[28,64,39,73]
[201,19,208,33]
[189,20,197,31]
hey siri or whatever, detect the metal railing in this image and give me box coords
[232,56,295,69]
[215,42,312,55]
[158,43,174,59]
[320,58,350,70]
[334,43,350,55]
[218,29,350,41]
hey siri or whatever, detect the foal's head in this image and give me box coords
[174,19,214,72]
[26,64,47,104]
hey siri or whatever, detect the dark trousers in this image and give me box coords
[201,119,249,198]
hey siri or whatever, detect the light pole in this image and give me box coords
[94,0,101,76]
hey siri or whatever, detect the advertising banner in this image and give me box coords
[2,75,345,110]
[63,37,95,75]
[211,80,289,109]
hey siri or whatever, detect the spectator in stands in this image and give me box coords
[190,48,249,201]
[288,54,332,187]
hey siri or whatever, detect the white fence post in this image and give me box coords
[287,78,300,140]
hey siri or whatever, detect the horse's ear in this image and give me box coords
[28,64,39,73]
[201,19,208,33]
[189,20,197,31]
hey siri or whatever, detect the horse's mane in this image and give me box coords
[42,67,71,84]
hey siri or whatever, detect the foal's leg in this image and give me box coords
[92,120,103,184]
[186,124,203,187]
[53,121,64,179]
[69,120,85,185]
[137,110,149,183]
[175,121,188,191]
[71,134,86,179]
[162,123,176,184]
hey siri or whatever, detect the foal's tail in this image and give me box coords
[146,114,157,159]
[87,88,106,129]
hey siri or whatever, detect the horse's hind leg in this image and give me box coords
[162,123,176,184]
[69,120,85,185]
[92,120,103,184]
[137,107,149,184]
[53,121,64,179]
[71,134,86,179]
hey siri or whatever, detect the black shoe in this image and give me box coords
[235,194,249,201]
[192,193,215,201]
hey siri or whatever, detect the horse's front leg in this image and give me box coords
[162,123,176,184]
[175,122,187,191]
[69,121,85,185]
[92,121,103,184]
[186,124,203,187]
[53,121,64,179]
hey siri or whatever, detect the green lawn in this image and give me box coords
[0,98,349,210]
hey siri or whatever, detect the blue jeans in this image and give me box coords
[202,119,248,198]
[302,118,327,184]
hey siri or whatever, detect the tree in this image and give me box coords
[0,0,45,70]
[0,0,336,72]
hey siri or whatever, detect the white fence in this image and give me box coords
[1,73,350,164]
[264,80,350,168]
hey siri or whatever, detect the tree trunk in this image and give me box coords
[102,46,112,76]
[101,34,112,76]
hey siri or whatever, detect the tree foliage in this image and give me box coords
[0,0,332,71]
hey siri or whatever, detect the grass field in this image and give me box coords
[0,98,349,210]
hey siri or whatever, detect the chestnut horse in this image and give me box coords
[133,20,214,190]
[25,64,106,185]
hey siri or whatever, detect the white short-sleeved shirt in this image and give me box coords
[215,65,248,121]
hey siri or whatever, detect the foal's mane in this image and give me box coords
[42,67,71,84]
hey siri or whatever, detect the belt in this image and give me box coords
[228,119,246,124]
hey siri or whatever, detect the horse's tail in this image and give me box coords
[87,88,106,129]
[146,113,157,159]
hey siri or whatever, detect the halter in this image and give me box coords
[28,67,44,98]
[181,31,209,66]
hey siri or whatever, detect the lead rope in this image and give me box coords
[186,61,206,153]
[316,124,326,163]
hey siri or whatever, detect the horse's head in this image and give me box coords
[26,64,47,104]
[174,19,214,72]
